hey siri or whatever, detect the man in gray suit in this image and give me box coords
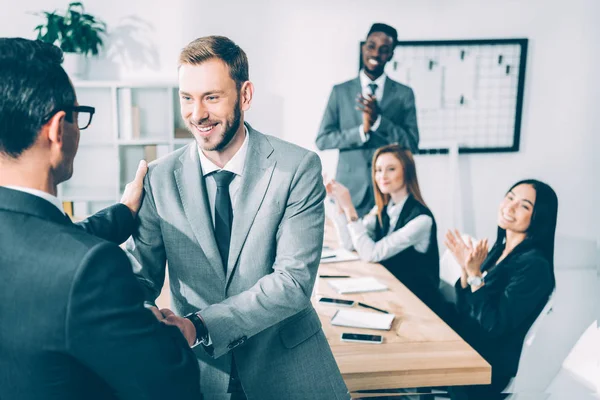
[127,36,349,400]
[316,23,419,216]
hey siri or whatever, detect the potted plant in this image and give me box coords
[33,2,107,79]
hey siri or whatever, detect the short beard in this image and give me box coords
[191,95,242,152]
[213,97,242,152]
[364,64,384,77]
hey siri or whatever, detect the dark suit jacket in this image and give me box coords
[316,76,419,216]
[452,244,553,385]
[0,187,200,400]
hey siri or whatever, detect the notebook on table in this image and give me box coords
[320,248,360,263]
[327,277,388,294]
[331,309,395,331]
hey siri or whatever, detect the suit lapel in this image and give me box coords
[174,145,226,281]
[380,77,398,116]
[226,125,276,286]
[348,78,362,127]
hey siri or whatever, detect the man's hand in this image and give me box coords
[160,308,197,347]
[120,160,148,218]
[146,305,165,321]
[356,94,380,131]
[362,112,372,133]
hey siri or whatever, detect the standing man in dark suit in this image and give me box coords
[0,38,201,400]
[316,23,419,216]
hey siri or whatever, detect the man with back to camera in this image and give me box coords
[316,23,419,217]
[126,35,350,400]
[0,38,201,400]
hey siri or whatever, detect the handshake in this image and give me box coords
[147,306,197,347]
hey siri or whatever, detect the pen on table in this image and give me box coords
[319,275,351,278]
[357,302,389,314]
[320,255,337,260]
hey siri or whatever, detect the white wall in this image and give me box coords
[2,0,599,395]
[4,0,596,262]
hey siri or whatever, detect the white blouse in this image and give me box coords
[326,195,433,263]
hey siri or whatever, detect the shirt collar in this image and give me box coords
[387,193,409,218]
[359,69,386,90]
[198,125,249,177]
[3,185,64,214]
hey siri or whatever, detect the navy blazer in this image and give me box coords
[452,243,554,383]
[0,187,200,400]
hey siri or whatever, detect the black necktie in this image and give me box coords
[368,83,378,96]
[212,170,236,272]
[212,171,245,396]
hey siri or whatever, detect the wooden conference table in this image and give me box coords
[155,224,491,396]
[314,225,491,396]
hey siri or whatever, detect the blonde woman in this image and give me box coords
[326,144,440,312]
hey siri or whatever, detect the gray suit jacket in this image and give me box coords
[316,77,419,216]
[127,125,349,400]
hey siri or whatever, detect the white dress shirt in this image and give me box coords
[197,125,249,226]
[3,185,65,214]
[358,69,386,142]
[327,194,432,263]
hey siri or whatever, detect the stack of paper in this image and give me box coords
[331,309,395,330]
[320,248,360,264]
[327,277,388,294]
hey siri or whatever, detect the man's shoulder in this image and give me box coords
[146,144,190,176]
[333,77,360,91]
[2,211,123,277]
[58,223,124,264]
[385,76,414,95]
[254,130,318,165]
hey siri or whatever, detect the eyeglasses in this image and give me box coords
[43,105,96,130]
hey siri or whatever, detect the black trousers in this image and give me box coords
[447,374,511,400]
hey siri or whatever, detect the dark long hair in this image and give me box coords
[492,179,558,288]
[371,144,427,225]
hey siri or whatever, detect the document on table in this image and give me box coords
[331,309,395,330]
[327,277,388,294]
[320,248,360,263]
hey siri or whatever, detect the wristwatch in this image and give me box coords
[185,312,209,347]
[467,275,484,287]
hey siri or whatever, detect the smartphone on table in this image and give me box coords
[340,332,383,344]
[317,297,355,307]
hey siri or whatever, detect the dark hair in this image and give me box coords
[179,36,249,90]
[371,144,427,225]
[367,23,398,47]
[0,38,76,158]
[494,179,559,288]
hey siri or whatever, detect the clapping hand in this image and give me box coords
[445,229,488,277]
[356,94,380,133]
[326,179,353,212]
[465,239,488,277]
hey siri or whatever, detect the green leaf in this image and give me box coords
[33,1,107,55]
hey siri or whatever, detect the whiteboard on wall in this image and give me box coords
[360,38,528,154]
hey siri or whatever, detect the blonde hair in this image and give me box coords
[179,36,249,89]
[371,144,427,225]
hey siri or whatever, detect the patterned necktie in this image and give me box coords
[212,170,236,272]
